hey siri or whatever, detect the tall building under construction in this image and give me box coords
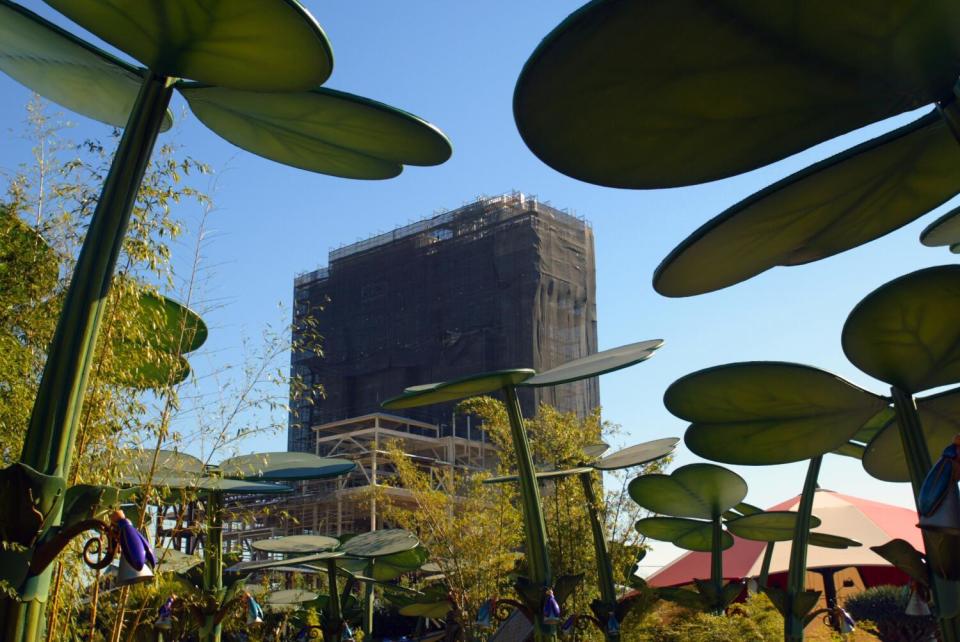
[282,192,598,535]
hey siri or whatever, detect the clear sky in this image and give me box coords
[0,1,950,573]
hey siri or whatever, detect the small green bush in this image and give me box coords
[626,593,782,642]
[843,585,936,642]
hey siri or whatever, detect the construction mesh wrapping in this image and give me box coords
[288,194,598,453]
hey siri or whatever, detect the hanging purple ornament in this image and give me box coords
[543,588,561,625]
[111,509,156,570]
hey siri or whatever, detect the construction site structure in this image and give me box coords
[279,412,499,536]
[219,413,498,546]
[288,191,599,454]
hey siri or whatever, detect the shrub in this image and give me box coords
[626,593,782,642]
[843,585,936,642]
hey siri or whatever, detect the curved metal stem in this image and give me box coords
[3,71,173,642]
[783,455,821,642]
[502,386,553,641]
[29,519,113,575]
[579,471,618,641]
[891,387,960,642]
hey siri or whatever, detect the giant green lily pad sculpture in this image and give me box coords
[663,362,884,639]
[514,1,960,189]
[0,2,450,637]
[921,205,960,253]
[108,286,207,388]
[486,437,677,641]
[653,111,960,297]
[226,529,422,642]
[383,339,662,641]
[842,265,960,635]
[629,464,747,613]
[122,450,354,642]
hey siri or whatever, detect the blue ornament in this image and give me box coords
[111,509,156,571]
[543,588,561,625]
[919,437,960,516]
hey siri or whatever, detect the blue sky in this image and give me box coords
[0,1,950,572]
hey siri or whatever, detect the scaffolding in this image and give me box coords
[279,413,499,536]
[287,191,598,453]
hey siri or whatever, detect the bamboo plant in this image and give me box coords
[0,2,451,639]
[382,340,662,641]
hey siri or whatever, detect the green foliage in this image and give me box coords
[624,593,782,642]
[844,585,937,642]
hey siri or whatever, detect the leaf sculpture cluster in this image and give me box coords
[119,449,355,495]
[629,464,748,612]
[514,1,960,296]
[1,0,452,180]
[225,529,428,631]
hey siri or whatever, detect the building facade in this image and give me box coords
[288,192,599,456]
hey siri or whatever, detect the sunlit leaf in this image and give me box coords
[520,339,662,387]
[628,463,747,519]
[251,535,339,554]
[180,85,452,180]
[667,362,887,464]
[219,452,355,481]
[654,112,960,296]
[339,529,419,558]
[0,0,172,130]
[843,265,960,393]
[383,369,535,410]
[44,0,333,91]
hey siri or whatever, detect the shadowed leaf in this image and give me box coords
[219,452,355,481]
[864,386,960,482]
[513,1,960,188]
[667,362,886,464]
[871,539,928,585]
[725,511,821,542]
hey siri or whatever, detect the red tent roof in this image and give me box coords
[646,489,923,588]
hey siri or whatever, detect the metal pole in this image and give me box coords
[1,72,174,642]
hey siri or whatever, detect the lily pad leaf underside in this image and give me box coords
[513,0,960,188]
[0,0,172,130]
[44,0,333,91]
[921,205,960,249]
[864,385,960,482]
[383,369,535,410]
[180,85,453,180]
[251,534,339,554]
[724,511,822,543]
[218,452,355,481]
[628,463,747,520]
[635,516,733,553]
[666,362,887,465]
[654,111,960,297]
[339,528,419,558]
[843,265,960,393]
[520,339,663,387]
